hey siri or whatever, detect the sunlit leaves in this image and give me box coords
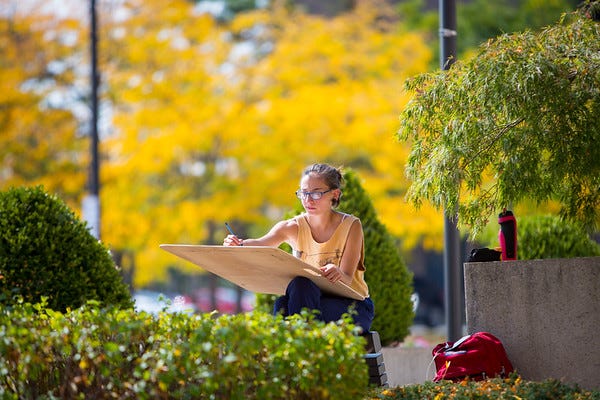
[398,7,600,236]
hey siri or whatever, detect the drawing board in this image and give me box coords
[159,245,365,301]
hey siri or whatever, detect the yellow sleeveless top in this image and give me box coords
[293,213,369,298]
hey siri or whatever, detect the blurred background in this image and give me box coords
[0,0,581,330]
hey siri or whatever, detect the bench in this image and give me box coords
[364,331,388,387]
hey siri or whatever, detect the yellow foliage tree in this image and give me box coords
[1,0,440,287]
[0,4,87,205]
[98,0,439,286]
[224,2,442,250]
[95,0,440,286]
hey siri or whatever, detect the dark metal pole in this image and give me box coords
[83,0,101,239]
[439,0,462,342]
[439,0,457,71]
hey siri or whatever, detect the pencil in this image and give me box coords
[224,222,236,236]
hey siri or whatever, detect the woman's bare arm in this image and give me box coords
[320,219,363,285]
[224,219,298,248]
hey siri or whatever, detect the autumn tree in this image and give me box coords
[0,4,87,206]
[97,0,434,286]
[1,0,436,287]
[98,0,237,277]
[397,2,600,236]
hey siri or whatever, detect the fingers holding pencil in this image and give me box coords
[223,235,243,246]
[223,223,244,246]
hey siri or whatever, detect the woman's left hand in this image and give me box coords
[320,263,342,283]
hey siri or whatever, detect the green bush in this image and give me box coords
[256,170,414,346]
[0,186,132,311]
[518,215,600,260]
[477,214,600,261]
[338,170,414,346]
[0,301,369,399]
[372,374,600,399]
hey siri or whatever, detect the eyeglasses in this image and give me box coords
[295,189,333,200]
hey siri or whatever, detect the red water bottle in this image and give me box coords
[498,209,517,260]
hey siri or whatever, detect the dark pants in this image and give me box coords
[273,276,375,332]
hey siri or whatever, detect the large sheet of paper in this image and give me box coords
[160,245,365,301]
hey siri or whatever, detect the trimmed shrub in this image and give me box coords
[0,186,132,311]
[0,301,369,399]
[338,170,414,346]
[518,215,600,260]
[255,170,414,346]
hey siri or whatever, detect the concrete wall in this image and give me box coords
[464,257,600,391]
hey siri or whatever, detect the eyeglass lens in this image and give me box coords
[295,190,330,200]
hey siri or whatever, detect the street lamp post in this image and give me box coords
[83,0,100,239]
[439,0,463,342]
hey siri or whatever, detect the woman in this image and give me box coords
[223,163,374,332]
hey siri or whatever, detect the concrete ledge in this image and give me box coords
[465,257,600,390]
[381,346,433,387]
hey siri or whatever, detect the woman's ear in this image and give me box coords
[332,189,342,206]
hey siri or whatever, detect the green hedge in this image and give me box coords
[478,214,600,260]
[0,186,132,311]
[518,215,600,260]
[0,301,369,399]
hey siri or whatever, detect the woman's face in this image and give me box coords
[298,173,337,214]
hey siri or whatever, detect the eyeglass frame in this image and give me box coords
[295,189,334,200]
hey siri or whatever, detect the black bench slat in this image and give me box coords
[369,373,388,386]
[364,330,382,353]
[363,332,387,387]
[367,362,386,376]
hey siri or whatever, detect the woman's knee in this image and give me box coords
[354,298,375,332]
[287,276,319,294]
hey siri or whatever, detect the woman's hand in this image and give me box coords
[320,263,344,283]
[223,234,244,246]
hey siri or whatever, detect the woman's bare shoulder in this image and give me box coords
[275,216,300,232]
[271,218,298,239]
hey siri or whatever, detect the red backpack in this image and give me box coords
[432,331,514,382]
